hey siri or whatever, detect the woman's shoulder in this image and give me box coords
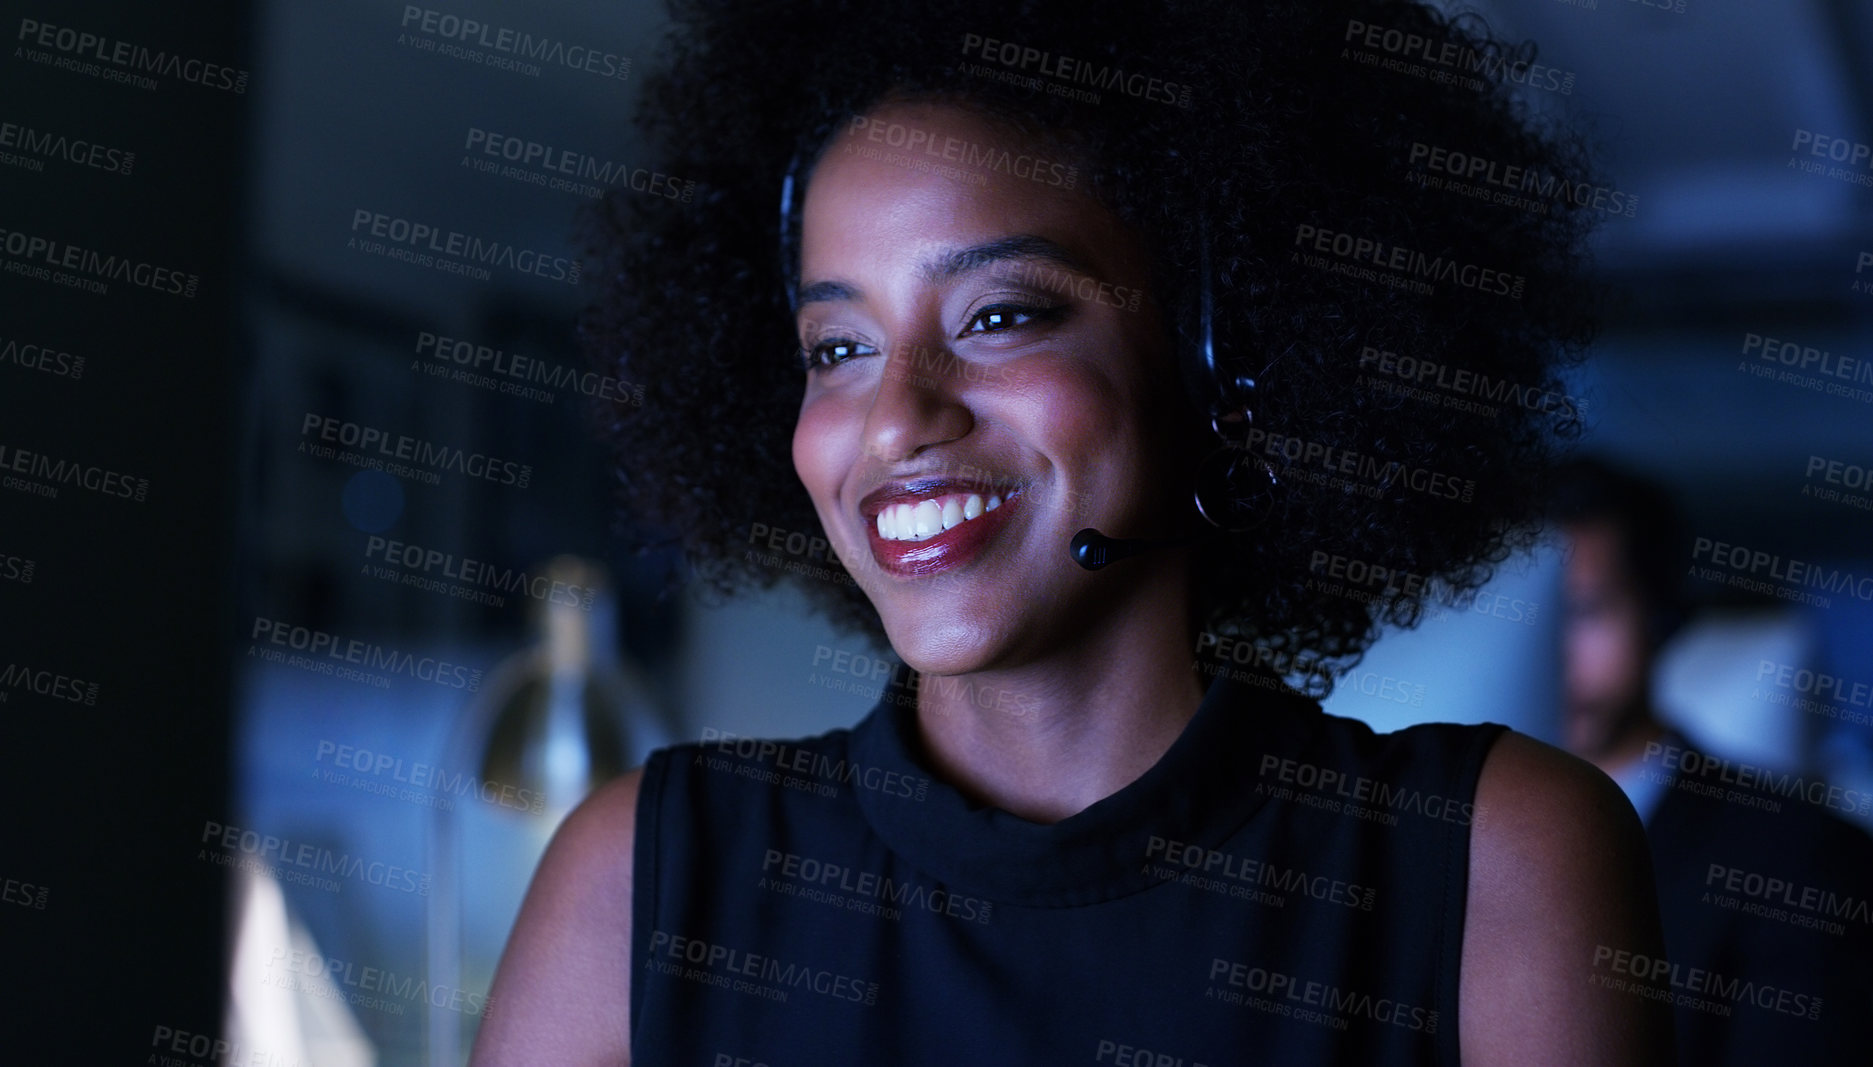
[1467,729,1649,885]
[1472,730,1635,829]
[1458,730,1675,1064]
[508,764,649,901]
[470,768,643,1065]
[1462,729,1656,928]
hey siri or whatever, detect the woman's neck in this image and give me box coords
[910,576,1206,824]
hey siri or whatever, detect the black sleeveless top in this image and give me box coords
[631,669,1506,1066]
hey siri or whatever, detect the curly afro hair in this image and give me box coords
[580,0,1599,695]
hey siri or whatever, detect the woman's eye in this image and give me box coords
[961,303,1062,336]
[800,338,877,370]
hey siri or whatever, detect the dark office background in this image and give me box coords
[2,0,1869,1062]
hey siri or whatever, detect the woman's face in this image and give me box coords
[790,99,1192,676]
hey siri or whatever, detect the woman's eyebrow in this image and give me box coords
[925,235,1094,281]
[794,235,1094,308]
[795,279,862,307]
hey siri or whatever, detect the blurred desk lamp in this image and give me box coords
[427,555,664,1062]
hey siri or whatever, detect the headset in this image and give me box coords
[778,148,807,315]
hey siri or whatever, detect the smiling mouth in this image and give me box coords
[860,485,1024,578]
[873,490,1007,541]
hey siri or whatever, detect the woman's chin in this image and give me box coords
[878,615,1008,680]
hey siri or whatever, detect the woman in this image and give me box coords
[475,1,1673,1063]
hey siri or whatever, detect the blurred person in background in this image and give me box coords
[1552,455,1873,1065]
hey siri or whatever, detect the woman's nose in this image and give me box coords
[859,336,977,464]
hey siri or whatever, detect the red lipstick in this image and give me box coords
[859,479,1024,579]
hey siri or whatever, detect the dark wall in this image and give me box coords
[0,1,250,1059]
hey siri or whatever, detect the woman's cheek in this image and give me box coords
[1005,352,1133,462]
[792,390,864,542]
[791,390,842,488]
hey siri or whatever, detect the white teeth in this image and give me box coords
[912,500,942,537]
[875,491,1008,541]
